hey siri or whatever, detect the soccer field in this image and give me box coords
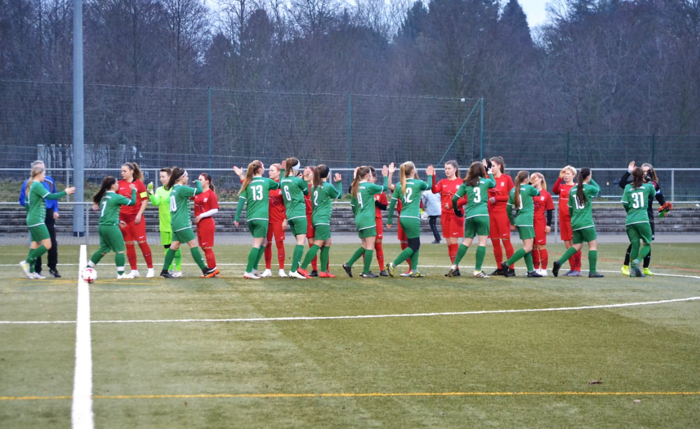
[1,243,699,428]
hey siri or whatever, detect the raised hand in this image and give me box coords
[65,187,76,195]
[233,166,244,178]
[628,160,635,171]
[334,173,342,182]
[388,162,396,175]
[382,165,389,176]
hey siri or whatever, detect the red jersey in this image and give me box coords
[305,192,313,216]
[117,179,148,219]
[487,174,514,214]
[194,189,219,218]
[375,192,388,220]
[269,181,286,223]
[533,190,554,221]
[432,176,468,213]
[552,178,576,218]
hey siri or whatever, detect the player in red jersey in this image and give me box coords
[485,156,515,276]
[194,173,219,275]
[552,165,582,276]
[530,172,554,276]
[117,162,154,278]
[430,161,468,276]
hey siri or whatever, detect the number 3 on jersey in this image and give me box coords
[631,191,645,209]
[251,185,263,201]
[473,187,481,203]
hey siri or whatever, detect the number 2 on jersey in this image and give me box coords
[404,188,413,203]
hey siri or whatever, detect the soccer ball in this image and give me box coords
[82,268,97,284]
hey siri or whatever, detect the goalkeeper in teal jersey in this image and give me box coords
[501,171,542,277]
[385,162,431,278]
[234,160,280,279]
[159,168,217,278]
[448,161,496,278]
[84,177,137,279]
[19,166,75,279]
[553,168,603,278]
[147,168,182,277]
[279,157,312,279]
[620,167,656,277]
[298,165,343,277]
[342,165,390,278]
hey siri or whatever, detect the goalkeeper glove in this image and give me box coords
[658,202,673,218]
[454,206,464,218]
[147,182,154,194]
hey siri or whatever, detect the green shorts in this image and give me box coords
[314,224,331,241]
[626,223,653,245]
[247,219,269,239]
[173,227,196,244]
[464,216,490,239]
[358,227,377,239]
[399,217,421,239]
[516,226,536,240]
[28,224,50,242]
[98,225,125,253]
[288,217,308,237]
[160,231,173,246]
[573,227,597,244]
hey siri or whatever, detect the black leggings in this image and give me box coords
[408,237,421,253]
[624,222,654,268]
[428,216,441,242]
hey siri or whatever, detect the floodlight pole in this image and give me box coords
[72,0,85,237]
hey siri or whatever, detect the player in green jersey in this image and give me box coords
[298,165,342,277]
[147,168,182,277]
[234,160,281,279]
[84,177,137,279]
[343,165,390,278]
[19,166,75,279]
[448,161,496,278]
[620,167,656,277]
[386,162,431,278]
[279,157,312,279]
[553,168,604,278]
[159,167,217,279]
[501,171,542,277]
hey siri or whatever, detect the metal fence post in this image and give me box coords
[671,169,675,203]
[651,134,656,166]
[479,98,484,161]
[566,132,570,166]
[207,86,212,170]
[347,92,352,168]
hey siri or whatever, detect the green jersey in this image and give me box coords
[170,181,202,232]
[568,180,600,231]
[387,177,431,225]
[99,190,136,226]
[351,177,388,230]
[235,176,280,222]
[25,181,66,227]
[311,181,342,226]
[280,175,309,220]
[507,184,540,227]
[149,186,173,233]
[621,183,655,225]
[454,175,496,219]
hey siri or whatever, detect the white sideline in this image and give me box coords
[71,245,94,429]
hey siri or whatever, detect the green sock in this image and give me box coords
[589,250,597,274]
[163,248,176,272]
[26,248,36,273]
[393,247,414,266]
[638,244,651,262]
[90,251,104,266]
[506,248,527,266]
[454,245,469,266]
[174,248,182,270]
[27,245,47,268]
[630,241,640,262]
[292,245,304,272]
[363,250,374,274]
[301,245,320,270]
[475,246,486,271]
[409,249,420,271]
[115,253,125,275]
[254,246,265,271]
[558,246,578,265]
[347,246,366,267]
[190,247,207,270]
[245,246,258,273]
[320,246,330,272]
[524,252,534,272]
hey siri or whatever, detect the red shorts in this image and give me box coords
[197,219,216,247]
[534,218,548,245]
[306,213,314,238]
[375,218,384,239]
[267,220,286,242]
[119,217,147,242]
[489,212,511,239]
[559,216,573,241]
[441,212,464,238]
[397,219,407,242]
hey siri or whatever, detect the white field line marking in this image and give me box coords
[2,296,698,326]
[71,245,94,429]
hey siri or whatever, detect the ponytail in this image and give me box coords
[576,168,591,205]
[93,176,117,205]
[284,157,300,177]
[166,167,186,190]
[26,166,45,196]
[123,162,144,182]
[240,160,263,195]
[531,172,547,191]
[351,166,370,198]
[513,170,529,208]
[200,173,215,192]
[400,161,415,196]
[631,167,644,188]
[313,164,329,189]
[464,161,486,187]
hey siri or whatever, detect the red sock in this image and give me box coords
[574,250,582,271]
[540,249,549,269]
[503,240,515,268]
[448,243,458,266]
[203,247,216,269]
[311,256,318,272]
[265,242,272,269]
[375,241,384,271]
[567,247,576,269]
[126,244,137,270]
[276,241,285,269]
[491,238,503,266]
[532,249,540,269]
[138,242,153,268]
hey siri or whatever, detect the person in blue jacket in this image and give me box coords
[19,160,61,278]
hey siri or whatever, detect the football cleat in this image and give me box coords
[172,271,183,278]
[473,271,489,278]
[643,268,654,276]
[260,269,273,278]
[501,262,514,277]
[310,270,319,277]
[278,269,288,278]
[538,268,548,277]
[507,268,516,277]
[620,265,630,276]
[552,261,561,277]
[385,262,396,277]
[252,269,261,277]
[319,271,336,278]
[130,270,141,278]
[490,268,505,276]
[408,271,425,278]
[117,272,135,280]
[446,265,458,277]
[360,272,379,278]
[568,270,582,277]
[201,267,219,278]
[32,272,46,279]
[19,261,32,279]
[379,270,389,277]
[243,272,260,280]
[589,272,605,278]
[630,261,645,277]
[526,271,543,278]
[343,263,353,277]
[296,268,311,278]
[146,268,155,278]
[289,271,308,279]
[160,270,174,278]
[400,270,412,277]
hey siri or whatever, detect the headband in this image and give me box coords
[291,161,301,173]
